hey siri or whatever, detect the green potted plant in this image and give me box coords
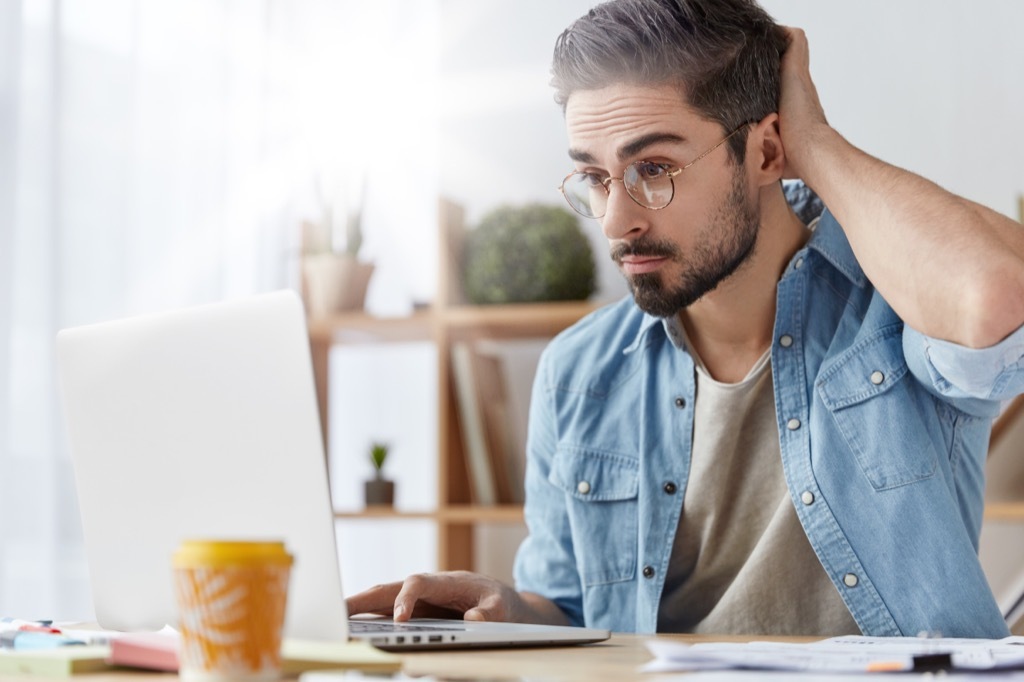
[364,442,394,507]
[461,203,596,304]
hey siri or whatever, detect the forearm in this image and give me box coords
[798,125,1024,347]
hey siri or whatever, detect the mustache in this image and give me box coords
[610,238,679,263]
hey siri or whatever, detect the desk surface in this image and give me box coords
[401,633,815,681]
[404,632,656,681]
[40,633,813,682]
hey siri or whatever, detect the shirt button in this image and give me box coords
[779,334,794,348]
[786,418,802,431]
[577,481,591,495]
[795,257,804,269]
[843,573,859,588]
[870,370,885,385]
[663,482,677,495]
[801,491,815,505]
[642,566,655,579]
[674,397,686,408]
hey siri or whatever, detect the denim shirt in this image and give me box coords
[513,183,1024,637]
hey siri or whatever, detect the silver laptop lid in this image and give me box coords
[56,290,349,641]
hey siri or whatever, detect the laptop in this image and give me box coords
[55,290,609,650]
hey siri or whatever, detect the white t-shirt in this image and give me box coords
[657,317,860,635]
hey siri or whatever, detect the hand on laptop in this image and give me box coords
[345,570,571,626]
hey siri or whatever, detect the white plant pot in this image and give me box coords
[302,254,375,317]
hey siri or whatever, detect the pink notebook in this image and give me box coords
[108,632,179,672]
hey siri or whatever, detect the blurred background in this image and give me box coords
[1,0,1023,623]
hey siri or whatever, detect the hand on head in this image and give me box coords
[777,26,831,180]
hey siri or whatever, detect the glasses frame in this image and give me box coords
[558,123,749,219]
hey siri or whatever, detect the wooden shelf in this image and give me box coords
[444,301,602,339]
[333,505,525,524]
[334,508,438,520]
[307,309,435,344]
[306,301,602,344]
[441,505,525,523]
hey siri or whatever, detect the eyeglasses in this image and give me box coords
[557,124,748,219]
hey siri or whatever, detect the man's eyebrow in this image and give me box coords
[567,132,687,166]
[618,132,686,161]
[568,148,595,164]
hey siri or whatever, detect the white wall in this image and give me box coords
[760,0,1024,220]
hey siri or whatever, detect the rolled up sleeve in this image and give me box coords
[903,322,1024,408]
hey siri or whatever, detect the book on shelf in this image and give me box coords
[469,346,519,505]
[450,339,547,506]
[451,341,499,505]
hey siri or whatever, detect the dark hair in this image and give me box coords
[551,0,787,161]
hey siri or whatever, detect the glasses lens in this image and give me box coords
[624,162,674,210]
[561,173,606,218]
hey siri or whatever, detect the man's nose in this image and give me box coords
[600,182,648,241]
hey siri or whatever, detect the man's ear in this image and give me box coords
[749,112,786,186]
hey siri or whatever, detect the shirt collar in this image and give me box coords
[623,313,663,354]
[785,181,868,288]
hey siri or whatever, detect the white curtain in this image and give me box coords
[0,0,438,620]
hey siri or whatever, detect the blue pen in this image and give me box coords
[0,631,86,651]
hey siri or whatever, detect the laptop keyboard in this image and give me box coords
[348,620,466,633]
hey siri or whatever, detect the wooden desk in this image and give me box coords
[402,633,814,681]
[403,633,655,681]
[62,633,813,682]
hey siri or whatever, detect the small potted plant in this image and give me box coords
[364,442,395,507]
[301,177,375,316]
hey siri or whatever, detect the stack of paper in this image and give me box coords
[644,635,1024,674]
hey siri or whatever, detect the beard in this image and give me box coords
[610,169,759,318]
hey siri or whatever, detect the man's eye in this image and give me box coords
[634,162,668,181]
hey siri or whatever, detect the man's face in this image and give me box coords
[564,83,759,317]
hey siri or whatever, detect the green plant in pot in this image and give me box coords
[461,203,596,304]
[364,442,394,507]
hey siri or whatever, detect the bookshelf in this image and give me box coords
[307,199,600,571]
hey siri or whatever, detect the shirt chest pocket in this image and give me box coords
[816,327,937,490]
[549,447,638,586]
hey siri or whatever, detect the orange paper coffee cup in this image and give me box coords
[173,540,293,681]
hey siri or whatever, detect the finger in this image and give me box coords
[393,573,437,621]
[345,581,403,617]
[463,593,506,623]
[779,26,807,52]
[778,26,809,69]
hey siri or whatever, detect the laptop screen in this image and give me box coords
[57,290,349,640]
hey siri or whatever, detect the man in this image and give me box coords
[347,0,1024,636]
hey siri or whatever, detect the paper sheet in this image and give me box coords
[643,635,1024,674]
